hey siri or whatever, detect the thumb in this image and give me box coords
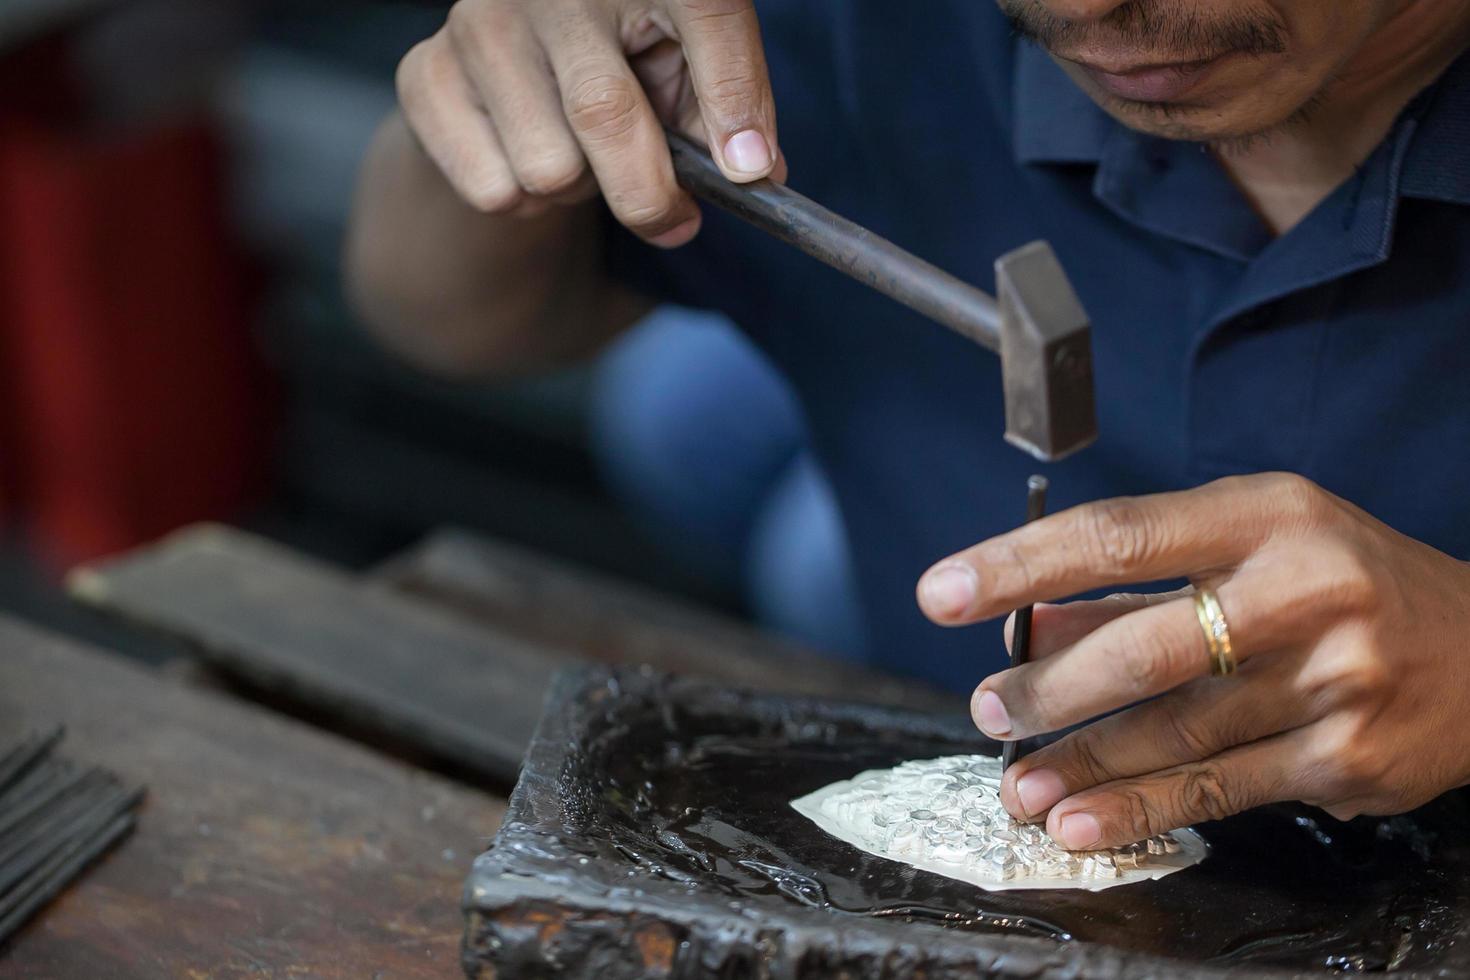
[665,0,779,182]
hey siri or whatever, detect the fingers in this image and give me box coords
[626,33,791,185]
[972,540,1365,741]
[1042,730,1314,850]
[447,4,594,205]
[974,584,1266,739]
[664,0,779,181]
[1002,589,1191,658]
[399,0,780,240]
[918,476,1296,625]
[541,6,703,245]
[998,655,1318,821]
[630,36,700,129]
[397,36,523,212]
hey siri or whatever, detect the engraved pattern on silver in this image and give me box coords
[791,755,1208,893]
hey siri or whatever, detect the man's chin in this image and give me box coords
[1074,78,1295,145]
[1098,97,1239,143]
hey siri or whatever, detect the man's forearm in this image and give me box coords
[344,113,649,377]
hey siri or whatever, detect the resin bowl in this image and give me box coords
[463,668,1470,978]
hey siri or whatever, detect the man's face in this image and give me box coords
[1002,0,1402,143]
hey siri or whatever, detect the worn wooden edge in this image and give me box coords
[463,879,1148,980]
[66,524,562,787]
[375,526,956,713]
[66,524,955,797]
[464,666,1470,980]
[65,523,341,616]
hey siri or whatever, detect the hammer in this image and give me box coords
[668,132,1097,462]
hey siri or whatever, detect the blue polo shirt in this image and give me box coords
[610,1,1470,693]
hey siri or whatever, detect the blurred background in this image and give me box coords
[0,0,866,663]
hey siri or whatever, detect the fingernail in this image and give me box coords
[921,565,977,619]
[974,690,1012,737]
[723,129,772,174]
[1016,769,1067,819]
[1058,812,1102,850]
[648,217,700,249]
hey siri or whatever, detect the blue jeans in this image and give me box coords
[589,307,868,662]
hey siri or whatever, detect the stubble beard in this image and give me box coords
[999,0,1312,148]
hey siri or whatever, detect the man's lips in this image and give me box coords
[1067,53,1229,103]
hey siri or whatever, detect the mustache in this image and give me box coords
[1000,0,1288,60]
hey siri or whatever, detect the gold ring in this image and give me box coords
[1193,589,1237,677]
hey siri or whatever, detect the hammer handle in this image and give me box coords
[667,132,1001,352]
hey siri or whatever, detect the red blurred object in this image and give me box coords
[0,38,273,572]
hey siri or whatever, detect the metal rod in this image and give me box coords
[0,728,144,946]
[0,811,138,945]
[0,764,90,839]
[667,131,1002,352]
[1003,475,1050,773]
[0,783,142,922]
[0,727,63,793]
[0,775,121,887]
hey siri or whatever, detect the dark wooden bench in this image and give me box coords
[7,523,954,975]
[68,525,952,787]
[0,615,502,978]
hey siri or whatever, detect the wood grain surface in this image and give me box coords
[68,526,571,784]
[0,615,504,979]
[378,528,953,712]
[69,526,953,790]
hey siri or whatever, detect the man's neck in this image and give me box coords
[1215,1,1470,237]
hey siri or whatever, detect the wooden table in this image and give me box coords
[67,526,951,783]
[0,615,505,978]
[1,523,950,976]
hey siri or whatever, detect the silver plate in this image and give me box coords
[791,755,1208,892]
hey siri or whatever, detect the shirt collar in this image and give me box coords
[1013,42,1272,261]
[1012,39,1470,208]
[1012,40,1111,166]
[1399,49,1470,205]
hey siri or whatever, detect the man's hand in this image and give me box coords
[395,0,783,247]
[915,473,1470,850]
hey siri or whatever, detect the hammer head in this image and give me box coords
[995,241,1098,462]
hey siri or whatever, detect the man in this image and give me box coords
[346,0,1470,854]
